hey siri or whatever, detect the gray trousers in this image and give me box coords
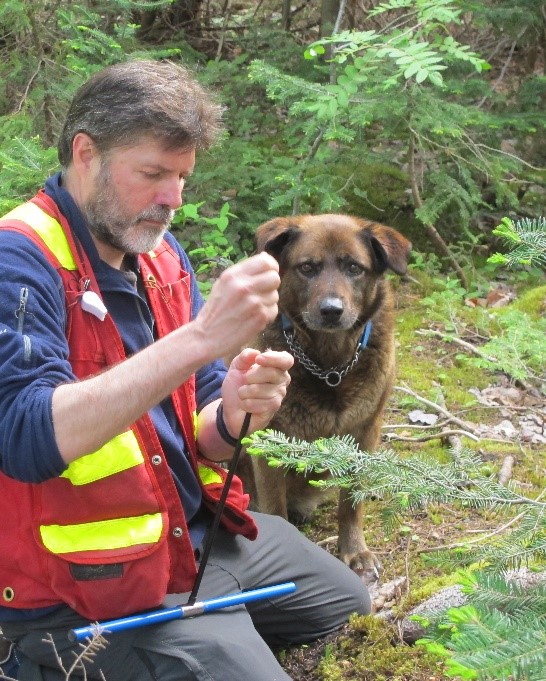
[2,513,371,681]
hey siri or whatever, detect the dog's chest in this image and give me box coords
[270,366,371,438]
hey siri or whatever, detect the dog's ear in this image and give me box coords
[361,223,412,276]
[255,218,300,262]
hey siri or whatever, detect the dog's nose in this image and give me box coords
[320,297,344,321]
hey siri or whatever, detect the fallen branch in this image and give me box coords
[383,422,450,431]
[416,328,498,363]
[394,384,477,435]
[385,429,479,443]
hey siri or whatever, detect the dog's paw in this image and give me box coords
[342,549,383,587]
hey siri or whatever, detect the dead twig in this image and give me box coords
[385,429,479,443]
[418,487,546,554]
[416,328,498,363]
[316,535,338,547]
[434,384,463,456]
[395,384,477,435]
[498,455,515,486]
[408,132,468,288]
[418,514,524,554]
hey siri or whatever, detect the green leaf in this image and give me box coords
[304,44,325,59]
[403,61,422,79]
[428,70,444,87]
[487,253,509,264]
[181,203,201,220]
[415,68,429,83]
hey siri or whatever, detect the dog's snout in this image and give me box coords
[319,297,344,321]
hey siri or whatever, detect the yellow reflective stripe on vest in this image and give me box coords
[61,430,145,486]
[198,464,223,486]
[40,513,163,554]
[2,202,77,270]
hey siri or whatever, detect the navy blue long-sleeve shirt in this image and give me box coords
[0,173,228,621]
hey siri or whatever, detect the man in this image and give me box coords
[0,60,370,680]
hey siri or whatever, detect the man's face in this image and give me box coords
[82,137,196,255]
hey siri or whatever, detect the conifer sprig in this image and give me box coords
[246,431,545,524]
[488,216,546,269]
[422,572,546,680]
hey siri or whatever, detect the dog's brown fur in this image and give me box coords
[241,214,411,582]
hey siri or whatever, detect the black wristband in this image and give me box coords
[216,402,239,447]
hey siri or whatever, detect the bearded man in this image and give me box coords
[0,59,370,681]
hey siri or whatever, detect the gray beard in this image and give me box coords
[82,168,174,254]
[85,207,173,255]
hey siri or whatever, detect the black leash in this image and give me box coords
[186,411,252,606]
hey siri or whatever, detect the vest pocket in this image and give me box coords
[43,528,171,621]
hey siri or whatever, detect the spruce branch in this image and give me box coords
[488,217,546,270]
[245,425,546,681]
[419,570,546,681]
[245,432,545,517]
[441,608,546,680]
[465,570,546,616]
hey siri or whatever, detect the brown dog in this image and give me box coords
[242,214,411,583]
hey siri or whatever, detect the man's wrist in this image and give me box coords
[215,402,239,447]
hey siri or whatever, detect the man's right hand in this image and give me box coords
[193,252,281,361]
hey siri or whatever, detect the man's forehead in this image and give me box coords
[109,138,196,167]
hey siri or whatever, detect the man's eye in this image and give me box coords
[142,171,161,179]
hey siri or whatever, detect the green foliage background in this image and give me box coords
[1,0,545,274]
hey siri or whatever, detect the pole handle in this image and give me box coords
[69,581,296,642]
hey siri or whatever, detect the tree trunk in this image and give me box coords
[321,0,339,37]
[135,0,204,40]
[282,0,291,32]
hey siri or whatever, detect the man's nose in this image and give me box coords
[156,178,185,209]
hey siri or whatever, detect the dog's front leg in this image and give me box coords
[251,455,289,518]
[337,488,382,585]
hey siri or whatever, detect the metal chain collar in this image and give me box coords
[282,319,373,388]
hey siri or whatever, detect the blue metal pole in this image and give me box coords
[69,581,296,642]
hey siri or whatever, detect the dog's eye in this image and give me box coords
[298,262,317,276]
[346,263,364,276]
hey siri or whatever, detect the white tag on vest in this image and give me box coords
[81,290,108,321]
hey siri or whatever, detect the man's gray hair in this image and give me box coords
[58,59,224,167]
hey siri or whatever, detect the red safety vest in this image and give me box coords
[0,192,256,620]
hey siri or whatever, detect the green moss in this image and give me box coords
[505,284,546,319]
[317,614,447,681]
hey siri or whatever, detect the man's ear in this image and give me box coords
[71,132,99,174]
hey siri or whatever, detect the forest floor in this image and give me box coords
[275,266,546,681]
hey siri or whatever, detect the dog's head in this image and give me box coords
[256,214,412,332]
